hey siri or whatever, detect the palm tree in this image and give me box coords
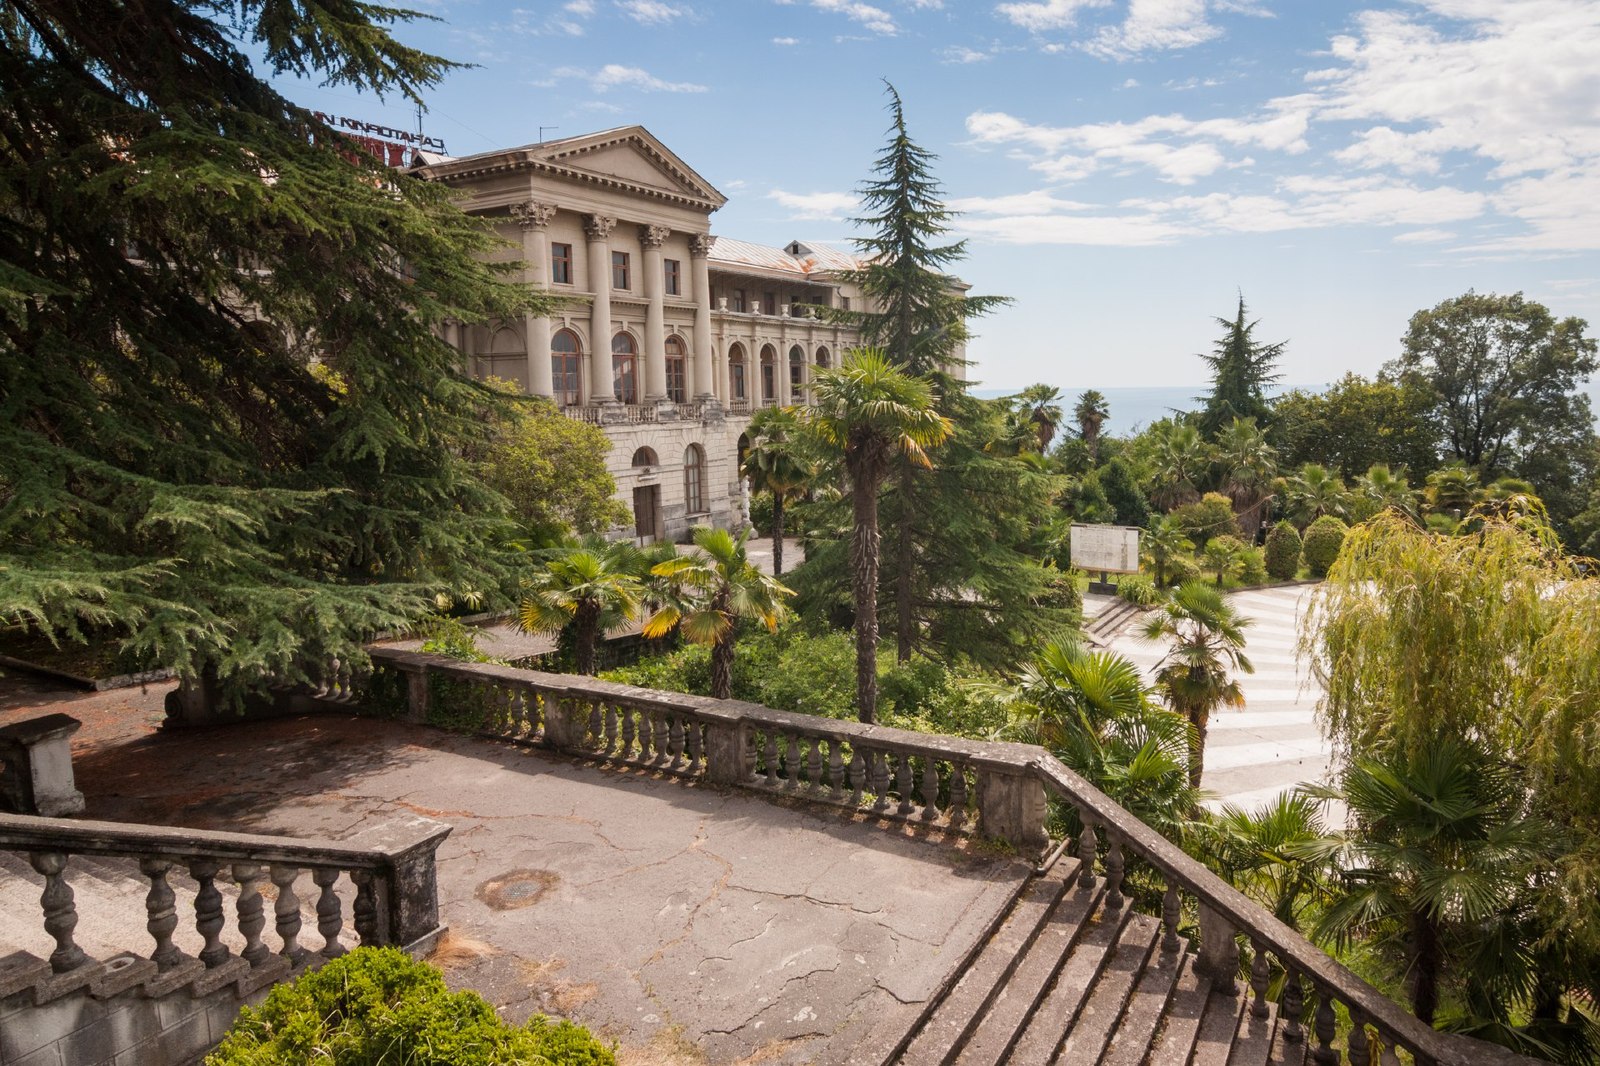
[1296,740,1552,1027]
[1004,384,1065,454]
[643,526,792,699]
[1141,515,1193,588]
[1215,417,1277,531]
[742,406,813,576]
[805,349,952,723]
[1148,421,1211,510]
[1073,389,1110,462]
[1283,462,1351,526]
[1201,536,1244,586]
[517,541,646,675]
[1006,641,1198,842]
[1138,581,1254,791]
[1199,793,1327,930]
[1355,463,1417,519]
[1424,463,1481,516]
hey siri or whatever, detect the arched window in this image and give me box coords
[684,444,706,515]
[759,345,777,404]
[552,329,582,405]
[484,326,527,390]
[632,447,658,468]
[728,343,747,401]
[789,344,805,394]
[612,332,638,404]
[665,336,687,403]
[815,345,831,369]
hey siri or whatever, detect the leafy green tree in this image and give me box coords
[1141,516,1194,588]
[1074,390,1111,462]
[1300,515,1348,577]
[517,542,645,676]
[1171,492,1239,549]
[475,384,626,542]
[1272,373,1441,480]
[0,0,537,702]
[1389,291,1597,474]
[1139,581,1254,790]
[643,527,792,699]
[1068,471,1117,524]
[1006,641,1198,841]
[1097,457,1151,528]
[742,406,814,576]
[1282,462,1351,527]
[1350,463,1418,523]
[804,350,951,723]
[1197,296,1285,438]
[1263,521,1302,581]
[1299,741,1554,1029]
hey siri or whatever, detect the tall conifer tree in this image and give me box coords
[1197,296,1285,438]
[0,0,541,702]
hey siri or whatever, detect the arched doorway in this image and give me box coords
[630,446,660,541]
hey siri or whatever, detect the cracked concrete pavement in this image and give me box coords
[7,692,1027,1065]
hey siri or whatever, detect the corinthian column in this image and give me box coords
[640,224,670,404]
[583,214,616,405]
[512,200,557,398]
[690,233,716,401]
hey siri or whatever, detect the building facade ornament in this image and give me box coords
[582,213,617,240]
[689,233,716,258]
[639,224,671,247]
[510,200,557,229]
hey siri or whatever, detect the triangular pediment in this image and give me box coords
[531,127,726,208]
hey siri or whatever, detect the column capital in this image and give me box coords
[689,233,716,258]
[583,214,617,240]
[510,200,557,229]
[639,224,671,248]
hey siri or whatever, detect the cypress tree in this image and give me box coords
[1197,295,1285,437]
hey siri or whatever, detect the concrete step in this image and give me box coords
[1143,954,1215,1066]
[953,879,1115,1065]
[1040,911,1161,1065]
[895,858,1081,1066]
[1264,1002,1309,1066]
[1190,988,1249,1066]
[1225,999,1280,1066]
[1098,941,1196,1066]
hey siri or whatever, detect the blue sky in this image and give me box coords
[273,0,1600,395]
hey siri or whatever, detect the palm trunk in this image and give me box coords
[1187,704,1208,792]
[771,493,785,577]
[574,603,599,676]
[1411,912,1441,1025]
[895,460,914,662]
[710,632,735,700]
[852,464,882,724]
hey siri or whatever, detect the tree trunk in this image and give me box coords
[1187,704,1208,792]
[1411,911,1441,1025]
[851,463,882,724]
[710,632,734,700]
[771,493,785,577]
[895,460,915,662]
[574,604,598,676]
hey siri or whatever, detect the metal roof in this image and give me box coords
[706,237,865,278]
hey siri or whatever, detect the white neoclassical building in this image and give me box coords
[416,126,964,542]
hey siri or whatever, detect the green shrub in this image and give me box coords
[208,947,614,1066]
[748,489,774,536]
[1172,492,1240,549]
[1116,574,1162,606]
[1301,515,1349,577]
[1164,553,1201,587]
[1263,521,1303,581]
[1237,545,1267,586]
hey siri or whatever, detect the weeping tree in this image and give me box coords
[0,0,539,706]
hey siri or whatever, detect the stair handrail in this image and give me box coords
[1030,754,1544,1066]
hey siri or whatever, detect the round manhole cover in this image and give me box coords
[476,869,559,911]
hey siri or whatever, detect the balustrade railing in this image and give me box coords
[0,811,450,998]
[362,647,1540,1066]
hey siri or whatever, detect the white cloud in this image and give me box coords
[995,0,1107,32]
[564,0,595,12]
[1084,0,1221,58]
[769,189,859,220]
[545,64,708,93]
[810,0,898,34]
[772,35,800,44]
[618,0,691,22]
[1394,228,1457,244]
[943,45,993,63]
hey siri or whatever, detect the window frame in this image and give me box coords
[664,258,681,297]
[550,243,573,285]
[664,336,687,404]
[611,250,631,291]
[611,332,638,404]
[551,328,583,406]
[683,444,706,515]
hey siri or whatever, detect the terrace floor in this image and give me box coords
[1,681,1028,1066]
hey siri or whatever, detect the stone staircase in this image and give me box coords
[876,856,1291,1066]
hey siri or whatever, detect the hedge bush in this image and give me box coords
[1301,515,1349,577]
[208,947,614,1066]
[1263,521,1303,581]
[1116,573,1162,606]
[1172,492,1240,549]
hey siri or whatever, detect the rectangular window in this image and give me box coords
[732,362,746,400]
[666,358,686,403]
[762,292,777,316]
[732,288,746,313]
[611,250,630,291]
[551,243,573,284]
[840,296,851,311]
[664,258,681,296]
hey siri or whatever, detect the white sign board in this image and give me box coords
[1070,524,1141,575]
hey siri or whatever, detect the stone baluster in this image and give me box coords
[1281,966,1305,1042]
[190,859,230,967]
[803,737,821,792]
[1104,837,1125,910]
[140,857,184,971]
[233,863,270,966]
[827,739,845,800]
[1162,884,1181,953]
[1249,939,1270,1020]
[687,719,703,769]
[895,754,915,816]
[636,707,653,761]
[30,852,88,972]
[1077,822,1099,890]
[848,749,865,806]
[620,704,636,759]
[948,763,969,827]
[312,867,346,958]
[763,732,779,787]
[784,734,801,789]
[1348,1009,1379,1066]
[352,869,378,944]
[871,752,891,812]
[270,864,306,964]
[668,716,686,770]
[653,714,670,766]
[587,701,603,747]
[603,703,619,756]
[1312,994,1339,1066]
[918,757,940,820]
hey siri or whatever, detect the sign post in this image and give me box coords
[1069,524,1142,593]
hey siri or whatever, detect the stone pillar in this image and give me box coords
[584,214,617,406]
[690,233,716,400]
[0,713,86,817]
[975,763,1049,854]
[640,224,670,403]
[777,341,793,406]
[512,200,557,398]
